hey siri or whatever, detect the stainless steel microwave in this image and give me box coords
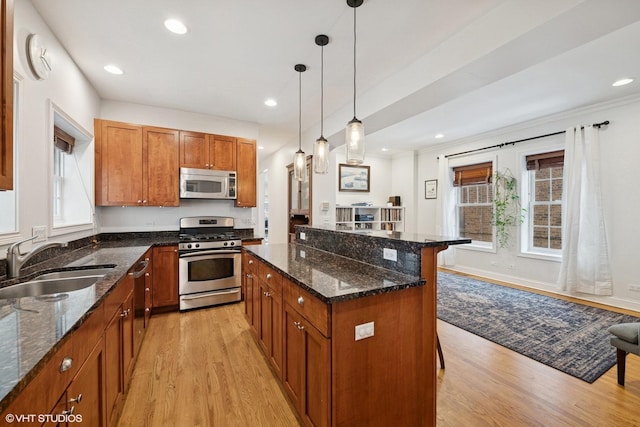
[179,167,237,199]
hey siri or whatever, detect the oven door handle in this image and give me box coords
[179,249,241,258]
[181,289,239,300]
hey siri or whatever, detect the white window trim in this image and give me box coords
[48,100,95,236]
[518,145,564,260]
[448,154,498,252]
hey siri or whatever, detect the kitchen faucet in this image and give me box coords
[6,236,68,279]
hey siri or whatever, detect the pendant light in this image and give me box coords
[314,34,330,174]
[345,0,365,165]
[293,64,307,181]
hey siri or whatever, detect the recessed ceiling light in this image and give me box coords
[435,133,444,139]
[264,99,277,107]
[104,64,124,75]
[381,148,389,152]
[258,145,265,150]
[164,18,188,35]
[612,78,634,87]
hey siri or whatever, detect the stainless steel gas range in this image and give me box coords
[178,216,242,311]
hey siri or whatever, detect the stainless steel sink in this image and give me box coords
[34,267,114,280]
[0,275,105,300]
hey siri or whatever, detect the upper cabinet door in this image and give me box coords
[0,0,14,191]
[179,130,208,169]
[143,126,179,206]
[209,134,237,171]
[95,120,144,206]
[235,138,257,208]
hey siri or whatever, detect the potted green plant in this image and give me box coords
[492,169,525,248]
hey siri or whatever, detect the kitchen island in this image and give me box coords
[244,226,470,426]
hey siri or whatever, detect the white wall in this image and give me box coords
[416,95,640,311]
[1,0,102,257]
[96,101,261,232]
[390,151,418,232]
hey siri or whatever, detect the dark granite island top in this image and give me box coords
[245,243,424,303]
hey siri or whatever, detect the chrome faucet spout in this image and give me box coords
[6,238,68,279]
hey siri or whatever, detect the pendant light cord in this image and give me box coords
[352,5,357,118]
[298,70,302,150]
[320,43,324,136]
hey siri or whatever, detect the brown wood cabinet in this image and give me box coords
[151,245,179,310]
[180,131,237,170]
[95,120,179,206]
[143,126,180,206]
[283,303,330,427]
[235,138,257,207]
[257,262,283,380]
[0,0,13,191]
[242,251,258,332]
[67,337,105,427]
[104,276,135,427]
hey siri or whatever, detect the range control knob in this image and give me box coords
[230,241,235,246]
[195,243,200,248]
[187,244,192,249]
[223,242,228,246]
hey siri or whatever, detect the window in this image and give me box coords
[50,104,94,232]
[0,77,19,237]
[524,150,564,254]
[454,162,493,244]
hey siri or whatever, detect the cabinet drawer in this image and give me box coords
[284,278,330,337]
[244,252,258,273]
[258,262,282,294]
[103,275,135,325]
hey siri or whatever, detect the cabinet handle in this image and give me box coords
[120,308,130,318]
[266,273,272,280]
[263,291,272,297]
[143,200,148,204]
[59,356,73,373]
[69,394,82,404]
[145,308,150,312]
[62,406,75,415]
[297,296,304,306]
[145,287,150,292]
[246,274,253,279]
[145,272,150,277]
[248,260,253,264]
[293,321,305,331]
[174,249,178,253]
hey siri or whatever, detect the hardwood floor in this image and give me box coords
[119,298,640,427]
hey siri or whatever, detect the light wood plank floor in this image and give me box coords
[119,298,640,426]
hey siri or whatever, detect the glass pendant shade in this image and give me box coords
[314,136,329,174]
[293,149,306,181]
[345,117,364,165]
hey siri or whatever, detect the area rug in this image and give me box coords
[436,272,640,383]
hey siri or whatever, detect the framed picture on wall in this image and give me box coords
[339,164,370,192]
[425,179,437,199]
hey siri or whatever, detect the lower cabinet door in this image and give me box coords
[303,320,331,427]
[283,305,304,411]
[67,337,105,427]
[105,306,123,426]
[283,303,331,427]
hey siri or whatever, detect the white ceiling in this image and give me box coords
[31,0,640,161]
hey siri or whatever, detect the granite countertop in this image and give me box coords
[0,240,155,412]
[246,243,425,304]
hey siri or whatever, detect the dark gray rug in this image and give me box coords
[437,272,640,383]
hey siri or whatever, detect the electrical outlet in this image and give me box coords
[300,232,306,240]
[629,284,640,292]
[299,250,306,258]
[383,248,397,262]
[355,321,374,341]
[32,226,47,243]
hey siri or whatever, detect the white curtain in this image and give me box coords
[559,125,612,295]
[436,155,456,266]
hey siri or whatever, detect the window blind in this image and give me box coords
[525,150,564,171]
[54,126,75,154]
[452,162,492,187]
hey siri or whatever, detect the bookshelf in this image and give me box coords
[335,206,405,231]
